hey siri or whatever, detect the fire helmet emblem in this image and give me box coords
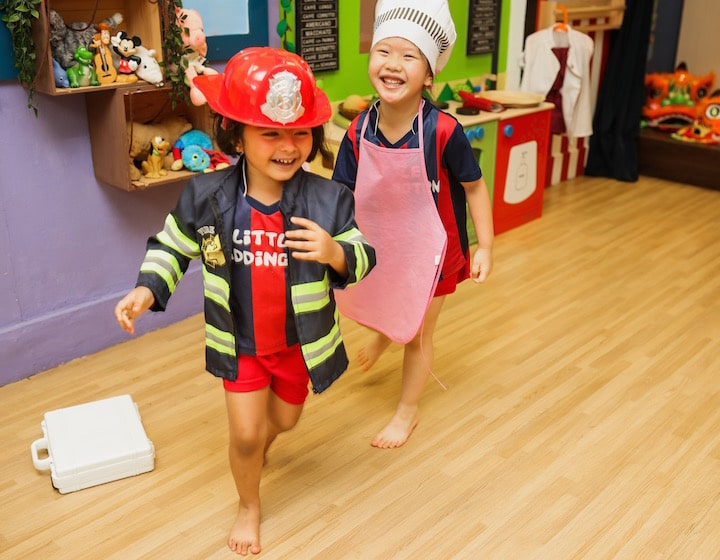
[261,70,306,125]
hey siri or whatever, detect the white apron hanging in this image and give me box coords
[335,101,447,344]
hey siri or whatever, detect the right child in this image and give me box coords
[332,0,494,449]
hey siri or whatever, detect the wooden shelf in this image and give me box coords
[32,0,163,96]
[28,0,216,191]
[87,85,213,191]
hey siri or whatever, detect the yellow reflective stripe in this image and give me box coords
[301,310,343,369]
[291,275,330,314]
[156,214,200,258]
[143,248,183,277]
[140,261,179,292]
[351,243,370,283]
[203,266,230,312]
[333,227,366,244]
[205,323,235,356]
[334,228,371,283]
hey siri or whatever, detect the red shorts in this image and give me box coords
[223,344,310,405]
[435,262,469,297]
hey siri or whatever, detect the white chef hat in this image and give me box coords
[371,0,457,75]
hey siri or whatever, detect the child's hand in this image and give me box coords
[285,216,348,275]
[114,287,154,335]
[471,247,493,283]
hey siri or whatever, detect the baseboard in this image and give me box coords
[0,269,203,387]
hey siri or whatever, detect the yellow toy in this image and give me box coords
[126,116,192,181]
[141,136,172,178]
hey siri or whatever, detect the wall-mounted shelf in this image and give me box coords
[28,0,216,191]
[86,84,213,191]
[538,0,626,33]
[31,0,163,96]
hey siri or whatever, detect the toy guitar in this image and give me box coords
[91,24,117,84]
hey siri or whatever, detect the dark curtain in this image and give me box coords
[584,0,655,182]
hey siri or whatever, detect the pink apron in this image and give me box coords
[335,101,447,344]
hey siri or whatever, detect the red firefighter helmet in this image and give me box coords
[193,47,331,128]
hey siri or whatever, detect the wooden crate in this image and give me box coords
[32,0,163,95]
[86,85,214,191]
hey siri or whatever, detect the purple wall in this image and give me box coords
[0,84,203,387]
[0,2,281,387]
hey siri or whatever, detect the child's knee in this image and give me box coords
[273,414,301,433]
[229,427,266,456]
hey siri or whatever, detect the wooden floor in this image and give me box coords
[2,174,720,560]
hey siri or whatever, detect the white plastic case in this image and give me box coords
[30,394,155,494]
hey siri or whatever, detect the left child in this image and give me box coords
[113,47,375,556]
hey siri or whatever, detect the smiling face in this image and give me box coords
[368,36,433,108]
[238,125,313,198]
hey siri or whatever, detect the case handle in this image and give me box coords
[31,438,52,471]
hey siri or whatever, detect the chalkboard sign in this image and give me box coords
[467,0,501,55]
[296,1,339,73]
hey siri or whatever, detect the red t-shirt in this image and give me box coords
[230,195,297,355]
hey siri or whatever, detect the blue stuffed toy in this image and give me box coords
[171,130,213,172]
[181,145,211,172]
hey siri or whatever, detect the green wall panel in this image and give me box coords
[277,0,508,102]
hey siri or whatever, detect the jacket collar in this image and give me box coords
[212,155,307,217]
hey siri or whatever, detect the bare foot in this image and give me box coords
[228,503,261,556]
[357,333,392,371]
[371,408,419,449]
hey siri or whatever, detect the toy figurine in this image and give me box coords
[66,45,100,88]
[142,136,171,178]
[49,9,122,70]
[174,7,218,105]
[111,31,141,84]
[90,22,117,84]
[52,59,70,88]
[127,116,192,181]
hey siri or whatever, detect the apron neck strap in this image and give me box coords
[365,99,425,142]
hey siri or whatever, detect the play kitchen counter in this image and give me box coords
[314,99,553,236]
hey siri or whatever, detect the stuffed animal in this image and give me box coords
[171,130,213,171]
[174,7,218,106]
[205,150,231,172]
[127,116,192,181]
[66,45,99,88]
[49,9,123,70]
[133,45,164,87]
[171,130,230,173]
[179,145,212,173]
